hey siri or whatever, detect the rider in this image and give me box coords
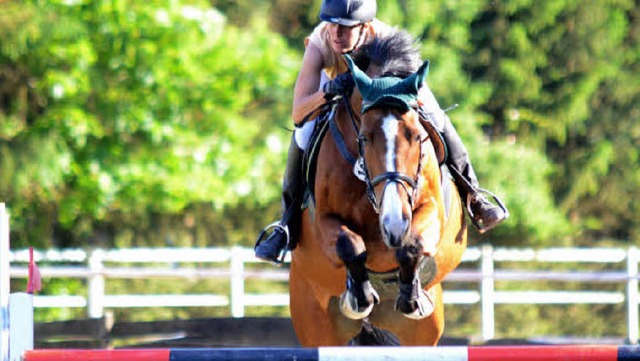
[255,0,508,263]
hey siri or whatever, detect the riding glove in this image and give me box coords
[323,72,355,100]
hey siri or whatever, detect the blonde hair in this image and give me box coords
[320,27,349,78]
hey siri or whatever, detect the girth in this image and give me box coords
[366,256,438,299]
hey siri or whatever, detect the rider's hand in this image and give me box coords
[323,72,354,100]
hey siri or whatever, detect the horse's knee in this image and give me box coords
[395,240,424,265]
[336,231,366,264]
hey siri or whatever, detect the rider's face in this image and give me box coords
[327,23,365,54]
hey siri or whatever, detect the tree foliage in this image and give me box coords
[465,0,638,244]
[0,0,297,247]
[1,0,639,340]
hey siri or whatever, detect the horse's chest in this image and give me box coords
[315,171,368,216]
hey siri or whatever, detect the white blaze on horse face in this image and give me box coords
[382,115,398,171]
[379,114,410,247]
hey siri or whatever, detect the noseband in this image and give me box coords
[366,170,419,213]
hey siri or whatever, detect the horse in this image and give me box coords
[288,30,467,347]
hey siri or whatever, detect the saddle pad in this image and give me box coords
[440,164,454,220]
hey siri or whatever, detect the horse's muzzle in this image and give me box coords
[380,183,412,248]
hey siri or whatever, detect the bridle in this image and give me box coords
[340,96,426,214]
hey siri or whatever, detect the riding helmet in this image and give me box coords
[319,0,377,27]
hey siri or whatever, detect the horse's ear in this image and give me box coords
[399,59,429,97]
[413,60,430,92]
[344,55,373,93]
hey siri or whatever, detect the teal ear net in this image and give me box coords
[344,54,430,113]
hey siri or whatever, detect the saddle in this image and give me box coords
[300,103,336,213]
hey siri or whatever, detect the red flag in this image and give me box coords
[27,247,42,294]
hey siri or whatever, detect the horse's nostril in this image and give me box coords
[382,216,410,247]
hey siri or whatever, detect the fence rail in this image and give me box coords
[7,245,640,343]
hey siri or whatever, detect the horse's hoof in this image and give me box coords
[339,283,379,320]
[363,279,381,305]
[400,288,435,320]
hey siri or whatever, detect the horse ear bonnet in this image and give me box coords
[344,54,429,114]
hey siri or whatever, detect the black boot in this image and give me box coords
[255,138,304,264]
[441,115,509,233]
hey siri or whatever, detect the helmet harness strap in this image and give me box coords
[344,23,367,55]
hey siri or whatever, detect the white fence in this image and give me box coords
[1,202,639,343]
[8,246,287,319]
[6,245,640,343]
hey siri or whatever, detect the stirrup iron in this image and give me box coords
[254,221,290,264]
[466,188,509,233]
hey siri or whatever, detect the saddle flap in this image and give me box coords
[301,115,332,207]
[418,115,447,165]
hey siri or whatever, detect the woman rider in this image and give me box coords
[255,0,508,263]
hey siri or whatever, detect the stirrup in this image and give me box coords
[254,221,290,264]
[466,188,509,234]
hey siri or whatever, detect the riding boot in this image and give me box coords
[255,137,304,263]
[441,115,509,233]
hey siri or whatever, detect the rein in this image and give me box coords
[328,100,357,167]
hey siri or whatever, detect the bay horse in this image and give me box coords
[289,31,467,346]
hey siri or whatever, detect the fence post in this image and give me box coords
[87,250,105,318]
[9,293,32,361]
[230,247,245,318]
[628,246,639,344]
[1,204,9,361]
[481,244,495,341]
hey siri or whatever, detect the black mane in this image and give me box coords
[352,29,422,79]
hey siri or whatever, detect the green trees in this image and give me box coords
[465,0,639,244]
[1,0,297,248]
[0,0,638,256]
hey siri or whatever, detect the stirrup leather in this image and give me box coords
[466,188,509,233]
[254,221,290,264]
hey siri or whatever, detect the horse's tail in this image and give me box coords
[348,320,400,346]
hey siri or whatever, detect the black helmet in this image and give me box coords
[319,0,376,27]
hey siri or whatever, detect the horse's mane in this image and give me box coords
[352,29,422,79]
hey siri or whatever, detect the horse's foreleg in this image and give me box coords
[336,229,380,319]
[395,240,435,319]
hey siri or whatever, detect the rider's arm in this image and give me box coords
[292,43,329,125]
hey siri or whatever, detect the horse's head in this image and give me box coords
[345,55,430,248]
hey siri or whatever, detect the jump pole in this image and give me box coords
[20,346,640,361]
